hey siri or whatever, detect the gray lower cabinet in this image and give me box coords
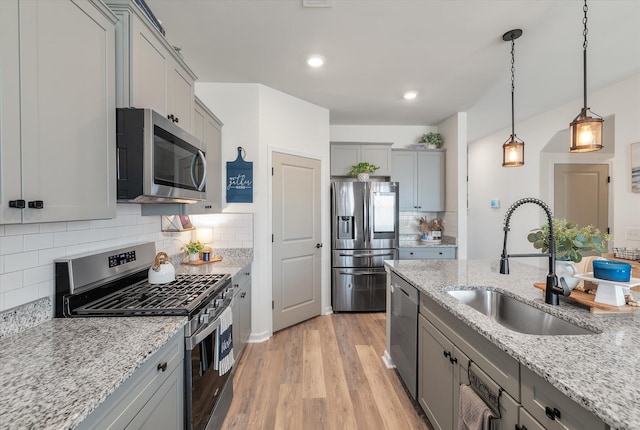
[232,264,252,360]
[418,293,607,430]
[399,247,455,260]
[521,366,606,430]
[78,328,184,430]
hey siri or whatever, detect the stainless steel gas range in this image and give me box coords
[54,242,234,430]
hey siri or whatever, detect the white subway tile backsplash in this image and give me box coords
[23,264,53,287]
[67,221,91,231]
[24,233,54,251]
[53,231,79,248]
[1,207,253,312]
[0,235,24,255]
[4,284,39,309]
[39,222,67,233]
[3,224,39,236]
[4,251,39,272]
[1,271,23,293]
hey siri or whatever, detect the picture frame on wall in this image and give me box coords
[632,142,640,193]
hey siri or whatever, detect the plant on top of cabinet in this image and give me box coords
[419,132,444,149]
[349,162,380,182]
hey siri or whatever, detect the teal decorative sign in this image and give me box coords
[226,147,253,203]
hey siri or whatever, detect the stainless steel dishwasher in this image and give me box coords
[389,272,419,399]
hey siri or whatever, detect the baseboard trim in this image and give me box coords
[382,349,395,369]
[247,330,270,343]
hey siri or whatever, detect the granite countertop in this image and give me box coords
[0,316,186,429]
[385,259,640,430]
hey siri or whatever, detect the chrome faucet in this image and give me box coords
[499,197,570,305]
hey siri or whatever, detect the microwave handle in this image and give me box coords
[191,150,207,191]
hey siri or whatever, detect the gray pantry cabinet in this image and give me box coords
[0,0,117,224]
[78,328,185,430]
[232,264,252,360]
[107,0,197,134]
[391,149,445,211]
[419,293,607,430]
[330,142,393,177]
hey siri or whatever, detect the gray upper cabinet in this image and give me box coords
[0,0,117,224]
[183,97,224,214]
[330,142,392,177]
[107,0,197,133]
[391,149,445,211]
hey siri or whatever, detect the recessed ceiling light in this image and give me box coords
[307,55,325,68]
[404,91,418,100]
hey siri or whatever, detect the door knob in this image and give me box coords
[316,243,323,248]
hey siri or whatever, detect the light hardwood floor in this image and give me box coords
[222,313,433,430]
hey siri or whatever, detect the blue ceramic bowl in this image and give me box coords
[593,260,631,282]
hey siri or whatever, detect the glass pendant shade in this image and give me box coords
[502,136,524,167]
[569,108,603,152]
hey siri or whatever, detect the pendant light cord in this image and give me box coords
[582,0,588,111]
[510,37,516,138]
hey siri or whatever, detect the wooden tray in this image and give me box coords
[533,283,635,313]
[182,256,223,265]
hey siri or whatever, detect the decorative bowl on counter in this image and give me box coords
[593,260,631,282]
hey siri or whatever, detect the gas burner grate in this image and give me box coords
[74,273,229,316]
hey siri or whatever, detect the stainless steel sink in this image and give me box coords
[447,289,595,335]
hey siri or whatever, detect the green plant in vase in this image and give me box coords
[349,162,380,182]
[527,218,609,263]
[419,132,443,149]
[184,240,205,261]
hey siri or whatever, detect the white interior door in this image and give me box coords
[554,164,609,234]
[272,152,322,332]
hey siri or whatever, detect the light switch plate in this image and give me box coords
[627,228,640,241]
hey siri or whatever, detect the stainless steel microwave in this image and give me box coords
[116,108,206,203]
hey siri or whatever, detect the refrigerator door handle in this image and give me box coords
[338,271,381,276]
[338,252,395,257]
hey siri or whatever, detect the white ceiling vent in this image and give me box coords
[302,0,334,7]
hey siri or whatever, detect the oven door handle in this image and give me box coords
[186,317,221,351]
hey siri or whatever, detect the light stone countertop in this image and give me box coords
[385,259,640,430]
[398,240,458,248]
[0,316,187,430]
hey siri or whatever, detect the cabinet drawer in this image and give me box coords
[399,247,455,260]
[521,366,606,430]
[421,295,520,400]
[232,264,252,296]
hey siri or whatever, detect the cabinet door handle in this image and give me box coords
[9,200,26,209]
[28,200,44,209]
[316,243,323,248]
[545,406,561,421]
[443,350,451,359]
[157,362,168,372]
[167,114,174,121]
[515,425,528,430]
[241,292,246,298]
[449,356,458,364]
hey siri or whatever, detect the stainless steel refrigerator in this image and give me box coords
[331,181,399,312]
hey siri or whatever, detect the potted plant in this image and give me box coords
[184,240,205,261]
[348,162,380,182]
[527,219,610,288]
[419,132,444,149]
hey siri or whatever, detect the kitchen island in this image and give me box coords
[385,259,640,430]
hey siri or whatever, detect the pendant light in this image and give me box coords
[502,29,524,167]
[569,0,603,152]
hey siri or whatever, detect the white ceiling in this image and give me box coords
[147,0,640,141]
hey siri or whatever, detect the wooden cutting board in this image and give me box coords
[533,283,635,314]
[182,256,223,265]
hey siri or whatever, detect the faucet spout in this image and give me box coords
[499,197,569,305]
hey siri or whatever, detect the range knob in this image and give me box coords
[199,314,209,324]
[215,298,224,307]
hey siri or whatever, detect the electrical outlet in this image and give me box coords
[626,228,640,241]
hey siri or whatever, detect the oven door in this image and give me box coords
[185,316,233,430]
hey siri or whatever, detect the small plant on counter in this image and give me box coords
[419,132,443,148]
[348,162,380,176]
[183,240,205,255]
[527,219,610,263]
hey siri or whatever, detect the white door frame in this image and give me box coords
[267,145,331,335]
